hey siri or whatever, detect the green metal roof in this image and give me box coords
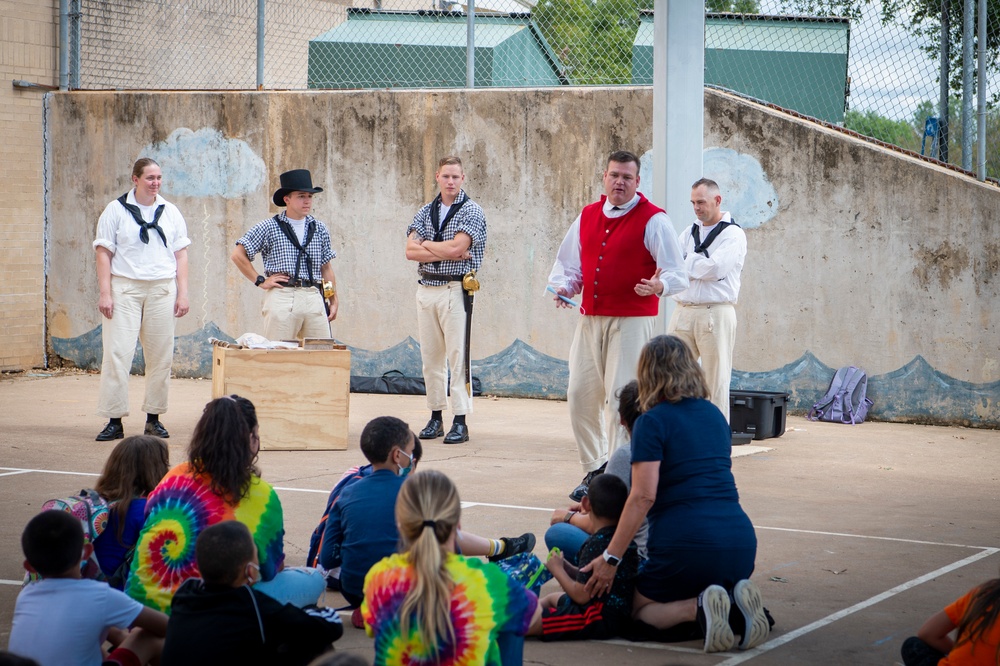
[309,10,566,89]
[634,12,849,54]
[632,12,851,124]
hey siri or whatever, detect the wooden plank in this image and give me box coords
[211,348,351,451]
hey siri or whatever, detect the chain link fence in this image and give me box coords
[65,0,997,179]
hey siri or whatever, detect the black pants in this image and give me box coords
[901,636,946,666]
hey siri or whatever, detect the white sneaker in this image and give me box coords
[697,584,735,653]
[733,579,770,649]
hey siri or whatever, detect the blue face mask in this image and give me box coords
[396,449,415,477]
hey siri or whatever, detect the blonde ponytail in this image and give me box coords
[396,470,462,654]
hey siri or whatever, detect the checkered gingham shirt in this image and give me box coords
[406,190,487,286]
[237,211,336,282]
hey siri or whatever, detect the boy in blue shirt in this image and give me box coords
[9,510,168,666]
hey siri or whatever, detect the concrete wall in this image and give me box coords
[44,88,1000,425]
[0,0,57,372]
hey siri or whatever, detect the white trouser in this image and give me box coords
[416,283,471,416]
[568,315,656,473]
[668,302,737,422]
[262,286,330,341]
[97,276,176,418]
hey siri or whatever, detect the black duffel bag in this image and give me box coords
[350,370,482,396]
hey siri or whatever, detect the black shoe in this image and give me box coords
[489,533,536,562]
[697,584,735,653]
[568,462,607,502]
[419,418,444,439]
[731,579,769,650]
[144,421,170,438]
[96,422,124,442]
[443,423,469,444]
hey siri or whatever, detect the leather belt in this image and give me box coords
[419,272,465,283]
[284,278,321,288]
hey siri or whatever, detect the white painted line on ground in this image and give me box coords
[0,467,97,477]
[463,501,554,513]
[0,470,32,478]
[715,547,1000,666]
[0,579,23,586]
[271,486,330,494]
[756,525,993,550]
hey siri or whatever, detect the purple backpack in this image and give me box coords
[807,366,874,425]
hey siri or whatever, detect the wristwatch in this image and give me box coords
[254,275,265,287]
[602,549,621,567]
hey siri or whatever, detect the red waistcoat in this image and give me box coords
[579,194,661,317]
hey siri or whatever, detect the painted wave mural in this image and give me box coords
[51,325,999,426]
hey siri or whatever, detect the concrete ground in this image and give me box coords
[1,370,998,665]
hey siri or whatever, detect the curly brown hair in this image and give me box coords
[187,396,261,503]
[636,335,709,412]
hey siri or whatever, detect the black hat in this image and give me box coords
[272,169,323,207]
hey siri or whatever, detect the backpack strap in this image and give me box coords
[839,366,869,425]
[807,366,850,421]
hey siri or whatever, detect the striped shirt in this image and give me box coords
[406,190,487,286]
[236,211,336,282]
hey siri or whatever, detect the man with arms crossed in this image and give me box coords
[669,178,746,421]
[549,150,687,500]
[406,156,487,445]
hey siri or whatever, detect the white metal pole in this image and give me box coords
[257,0,265,90]
[977,0,987,180]
[652,0,704,332]
[961,0,974,170]
[466,0,475,88]
[59,0,69,90]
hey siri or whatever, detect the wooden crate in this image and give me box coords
[211,346,351,451]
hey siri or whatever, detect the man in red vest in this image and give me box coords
[548,151,688,501]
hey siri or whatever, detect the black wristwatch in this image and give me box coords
[602,549,621,567]
[254,275,266,287]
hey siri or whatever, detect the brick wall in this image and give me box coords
[0,1,57,371]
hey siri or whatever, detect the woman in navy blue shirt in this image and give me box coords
[582,335,769,653]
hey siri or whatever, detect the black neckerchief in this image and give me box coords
[117,193,167,246]
[429,192,468,242]
[273,214,316,282]
[692,218,738,258]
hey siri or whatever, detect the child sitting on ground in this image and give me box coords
[320,416,421,613]
[8,510,168,666]
[546,381,648,565]
[528,474,640,641]
[319,418,535,619]
[162,521,343,666]
[310,432,533,591]
[362,470,538,665]
[901,568,1000,666]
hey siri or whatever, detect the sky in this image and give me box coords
[758,0,995,122]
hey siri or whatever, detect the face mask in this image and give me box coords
[396,449,414,477]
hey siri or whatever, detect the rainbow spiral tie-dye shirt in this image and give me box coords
[362,552,538,666]
[125,462,285,612]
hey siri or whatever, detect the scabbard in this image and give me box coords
[462,290,474,397]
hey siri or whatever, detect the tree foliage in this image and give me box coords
[779,0,1000,104]
[534,0,760,85]
[844,99,1000,178]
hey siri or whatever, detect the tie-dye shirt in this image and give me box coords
[124,462,285,613]
[362,552,537,666]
